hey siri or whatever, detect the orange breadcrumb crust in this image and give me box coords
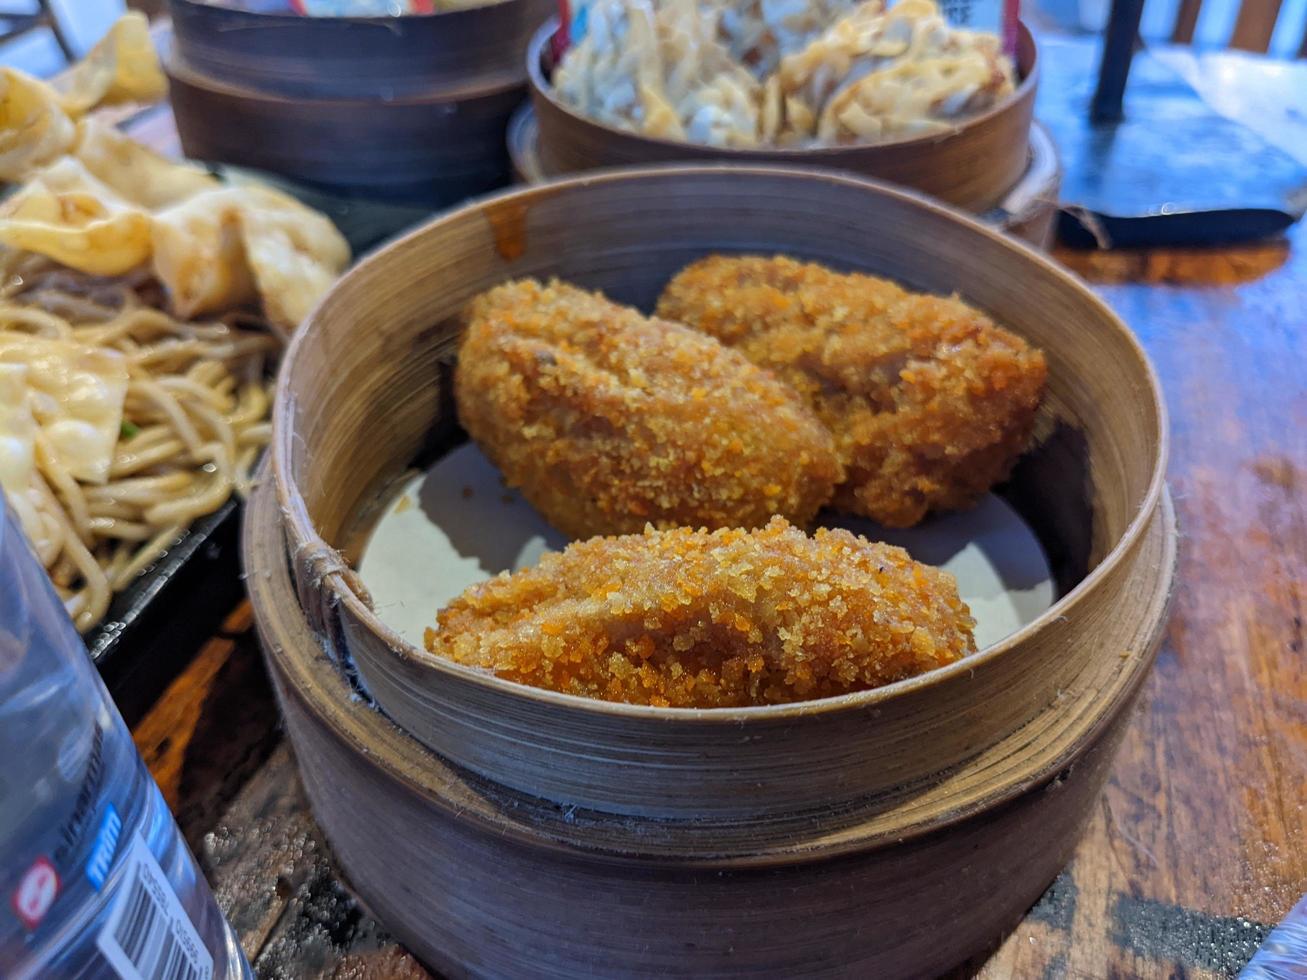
[657,255,1048,528]
[424,517,976,708]
[455,279,843,539]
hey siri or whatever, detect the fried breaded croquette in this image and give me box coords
[424,516,975,708]
[455,279,843,539]
[656,255,1048,528]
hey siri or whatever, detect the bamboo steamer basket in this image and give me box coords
[508,106,1062,248]
[166,63,526,206]
[169,0,544,99]
[265,166,1172,822]
[244,471,1178,977]
[527,21,1040,212]
[164,0,552,207]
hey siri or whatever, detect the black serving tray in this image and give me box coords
[86,499,245,728]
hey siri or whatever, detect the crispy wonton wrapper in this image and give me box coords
[0,71,77,182]
[235,186,351,331]
[151,188,258,321]
[0,333,128,485]
[49,12,167,117]
[0,155,153,275]
[0,13,164,183]
[149,182,349,328]
[0,121,350,331]
[0,17,348,331]
[74,120,218,209]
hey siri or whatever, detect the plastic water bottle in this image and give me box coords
[1241,895,1307,979]
[0,499,251,979]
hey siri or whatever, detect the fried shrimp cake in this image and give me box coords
[657,255,1048,528]
[455,279,842,539]
[424,517,976,708]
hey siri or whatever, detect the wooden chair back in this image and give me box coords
[1171,0,1302,55]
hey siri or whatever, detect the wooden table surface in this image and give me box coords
[124,41,1307,979]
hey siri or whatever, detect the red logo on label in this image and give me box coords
[12,857,59,930]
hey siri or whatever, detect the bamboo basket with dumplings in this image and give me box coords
[526,19,1046,218]
[246,167,1175,976]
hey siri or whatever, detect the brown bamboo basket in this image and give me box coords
[164,0,552,207]
[245,469,1178,977]
[169,0,545,99]
[509,107,1062,248]
[528,21,1039,212]
[264,166,1172,822]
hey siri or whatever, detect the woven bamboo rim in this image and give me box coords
[250,476,1177,859]
[269,166,1169,819]
[508,108,1063,248]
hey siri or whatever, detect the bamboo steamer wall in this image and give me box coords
[169,0,543,99]
[265,167,1172,821]
[508,109,1063,249]
[165,0,552,207]
[527,21,1040,213]
[244,470,1178,977]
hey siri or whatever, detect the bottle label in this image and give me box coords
[95,833,213,980]
[10,858,59,931]
[85,804,122,892]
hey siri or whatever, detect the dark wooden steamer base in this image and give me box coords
[528,21,1040,212]
[245,477,1176,978]
[164,0,551,207]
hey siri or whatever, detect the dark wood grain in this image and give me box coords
[127,36,1307,980]
[962,219,1307,978]
[131,602,282,854]
[1229,0,1285,52]
[1171,0,1204,43]
[1171,0,1287,51]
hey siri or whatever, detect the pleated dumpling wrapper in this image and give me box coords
[0,122,350,332]
[0,12,165,182]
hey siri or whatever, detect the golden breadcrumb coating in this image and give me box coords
[657,255,1048,528]
[425,517,975,708]
[455,279,842,539]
